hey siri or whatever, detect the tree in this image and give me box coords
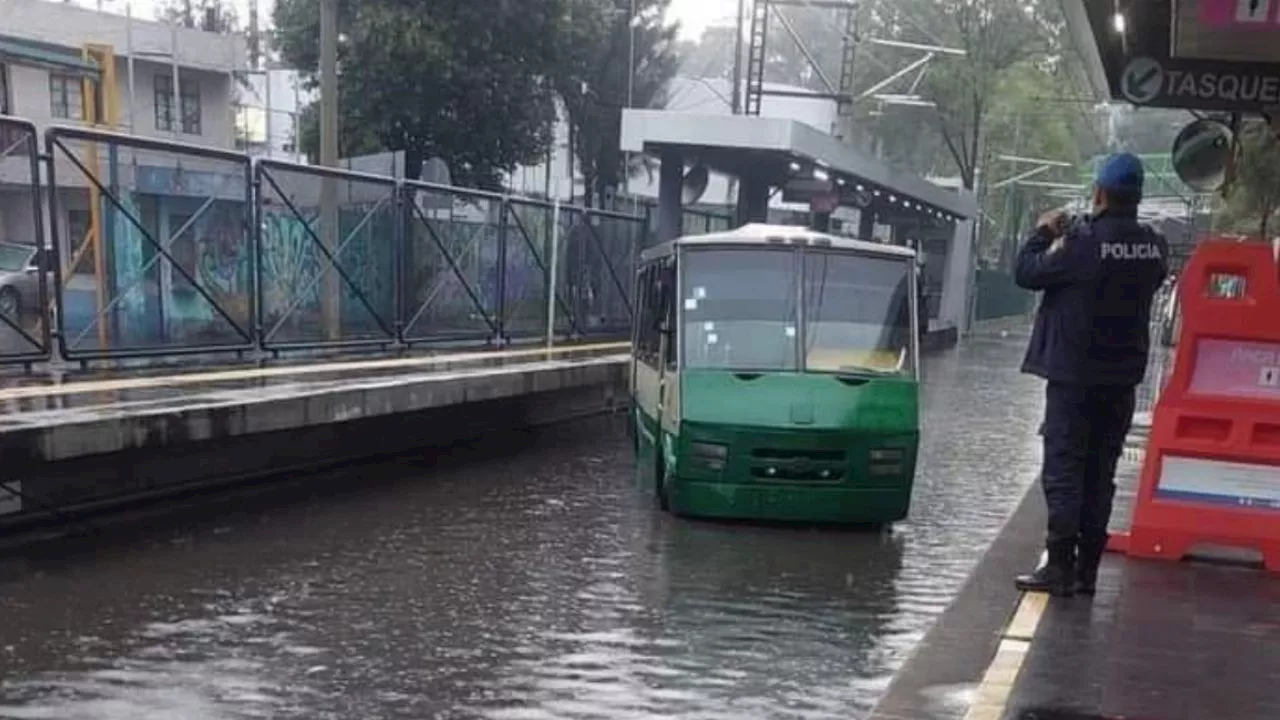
[295,100,383,164]
[157,0,238,31]
[274,0,571,190]
[677,25,738,81]
[1221,120,1280,238]
[902,0,1053,190]
[555,0,680,207]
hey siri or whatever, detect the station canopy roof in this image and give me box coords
[1066,0,1280,113]
[620,109,977,223]
[0,35,100,78]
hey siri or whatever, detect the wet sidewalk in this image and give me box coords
[979,457,1280,720]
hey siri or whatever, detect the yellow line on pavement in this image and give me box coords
[0,342,631,402]
[962,590,1049,720]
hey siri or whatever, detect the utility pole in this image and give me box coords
[731,0,746,114]
[623,0,636,211]
[319,0,340,339]
[320,0,338,169]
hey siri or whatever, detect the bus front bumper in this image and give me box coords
[667,479,912,524]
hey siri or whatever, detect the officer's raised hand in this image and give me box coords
[1017,209,1080,289]
[1036,209,1068,239]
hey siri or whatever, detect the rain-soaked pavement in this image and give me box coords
[0,329,1045,720]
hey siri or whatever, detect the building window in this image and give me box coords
[66,209,91,272]
[155,75,202,135]
[50,74,85,121]
[1,63,10,114]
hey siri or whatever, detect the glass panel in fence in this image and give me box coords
[402,185,500,343]
[559,209,638,338]
[974,268,1034,321]
[257,163,397,348]
[47,131,253,358]
[0,119,50,360]
[503,200,558,340]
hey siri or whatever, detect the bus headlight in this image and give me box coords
[869,448,905,475]
[689,442,729,472]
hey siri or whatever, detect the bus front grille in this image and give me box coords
[748,448,847,483]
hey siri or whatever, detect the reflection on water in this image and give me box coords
[0,333,1044,719]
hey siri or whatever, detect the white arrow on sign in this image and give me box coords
[1121,57,1165,105]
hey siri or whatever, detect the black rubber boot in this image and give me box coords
[1015,541,1076,597]
[1075,540,1107,596]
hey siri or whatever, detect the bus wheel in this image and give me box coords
[654,455,671,512]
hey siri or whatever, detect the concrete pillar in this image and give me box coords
[657,148,684,243]
[858,209,875,240]
[939,213,977,334]
[735,173,770,227]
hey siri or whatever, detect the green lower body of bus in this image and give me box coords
[634,370,919,525]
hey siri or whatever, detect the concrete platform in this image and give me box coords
[0,343,629,534]
[873,437,1280,720]
[999,556,1280,720]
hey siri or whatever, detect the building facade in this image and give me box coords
[0,0,248,348]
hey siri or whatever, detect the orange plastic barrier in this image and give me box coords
[1114,239,1280,571]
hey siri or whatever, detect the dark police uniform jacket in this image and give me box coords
[1015,209,1169,387]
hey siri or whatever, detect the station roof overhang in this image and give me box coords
[1064,0,1280,113]
[620,109,977,223]
[0,35,101,79]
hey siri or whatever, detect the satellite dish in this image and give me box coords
[681,164,709,206]
[1171,118,1234,193]
[419,157,452,186]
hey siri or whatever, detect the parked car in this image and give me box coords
[0,242,52,320]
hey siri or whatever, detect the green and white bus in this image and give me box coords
[630,224,922,524]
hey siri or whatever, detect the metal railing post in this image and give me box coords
[250,160,264,351]
[547,199,561,349]
[394,183,407,344]
[496,198,509,346]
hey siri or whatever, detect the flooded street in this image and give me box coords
[0,331,1045,720]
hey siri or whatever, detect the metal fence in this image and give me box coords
[972,268,1034,323]
[1136,282,1178,417]
[0,117,51,363]
[0,121,672,365]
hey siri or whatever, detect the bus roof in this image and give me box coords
[641,224,918,262]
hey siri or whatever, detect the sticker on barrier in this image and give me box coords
[1116,239,1280,571]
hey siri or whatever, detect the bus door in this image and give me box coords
[655,255,677,432]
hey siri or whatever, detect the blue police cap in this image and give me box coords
[1094,153,1145,198]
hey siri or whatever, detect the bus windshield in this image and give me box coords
[681,248,799,371]
[681,245,914,375]
[803,251,914,376]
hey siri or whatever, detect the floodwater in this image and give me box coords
[0,329,1045,720]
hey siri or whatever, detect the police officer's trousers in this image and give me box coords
[1040,382,1136,554]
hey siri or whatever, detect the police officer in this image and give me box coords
[1013,153,1168,598]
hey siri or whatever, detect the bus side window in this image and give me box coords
[638,265,660,368]
[633,264,651,360]
[660,258,677,369]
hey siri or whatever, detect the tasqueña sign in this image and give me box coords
[1120,56,1280,111]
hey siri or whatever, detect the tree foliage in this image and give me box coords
[556,0,680,207]
[1221,121,1280,238]
[157,0,238,31]
[673,0,1098,189]
[274,0,569,190]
